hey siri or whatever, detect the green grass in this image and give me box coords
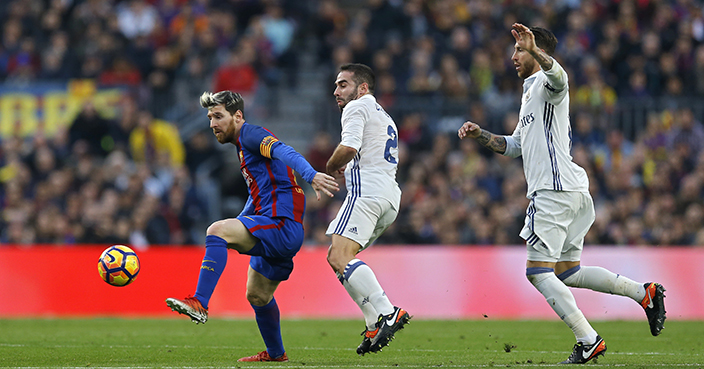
[1,318,702,368]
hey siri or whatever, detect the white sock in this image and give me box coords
[528,269,598,344]
[560,266,646,302]
[344,259,395,316]
[337,271,378,330]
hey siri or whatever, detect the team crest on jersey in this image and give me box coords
[239,150,244,161]
[523,90,531,103]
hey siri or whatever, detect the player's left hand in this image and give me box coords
[511,23,537,53]
[311,172,340,200]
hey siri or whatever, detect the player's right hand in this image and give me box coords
[458,121,481,139]
[311,172,340,200]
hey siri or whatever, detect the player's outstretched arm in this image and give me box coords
[267,141,340,200]
[310,172,339,201]
[326,144,357,178]
[458,121,507,154]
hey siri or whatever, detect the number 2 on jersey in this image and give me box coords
[384,125,398,164]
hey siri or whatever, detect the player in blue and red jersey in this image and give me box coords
[166,90,339,362]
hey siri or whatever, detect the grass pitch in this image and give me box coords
[1,318,701,368]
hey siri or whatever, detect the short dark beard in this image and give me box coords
[338,90,359,112]
[519,58,538,79]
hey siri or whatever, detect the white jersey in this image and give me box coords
[339,94,401,208]
[503,59,589,197]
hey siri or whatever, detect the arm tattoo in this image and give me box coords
[476,129,507,154]
[530,49,553,71]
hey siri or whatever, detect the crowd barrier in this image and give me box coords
[0,245,701,320]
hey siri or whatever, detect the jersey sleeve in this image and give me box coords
[240,123,317,183]
[270,141,317,183]
[541,58,569,104]
[502,123,522,158]
[339,101,367,151]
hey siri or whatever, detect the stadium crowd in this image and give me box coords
[2,0,704,247]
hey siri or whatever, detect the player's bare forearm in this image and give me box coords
[458,121,506,154]
[326,144,357,177]
[529,48,554,71]
[476,130,507,154]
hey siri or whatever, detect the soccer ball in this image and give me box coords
[97,245,140,287]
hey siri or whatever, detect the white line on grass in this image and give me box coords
[9,365,704,369]
[3,343,700,358]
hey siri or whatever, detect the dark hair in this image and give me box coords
[530,27,558,56]
[200,90,245,119]
[339,63,375,93]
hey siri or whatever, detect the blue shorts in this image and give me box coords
[237,215,304,281]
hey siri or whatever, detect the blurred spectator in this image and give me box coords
[431,53,469,99]
[469,48,493,97]
[117,0,158,39]
[68,101,113,158]
[306,132,335,173]
[314,0,348,66]
[129,110,185,168]
[571,112,605,150]
[173,55,212,117]
[398,112,431,153]
[260,4,296,68]
[594,130,635,174]
[213,41,259,102]
[406,49,436,96]
[573,57,618,114]
[184,130,221,176]
[667,107,704,159]
[99,57,142,87]
[125,35,154,78]
[168,3,209,39]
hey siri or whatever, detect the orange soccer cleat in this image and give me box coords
[640,282,667,336]
[237,351,289,362]
[357,325,379,356]
[166,296,208,324]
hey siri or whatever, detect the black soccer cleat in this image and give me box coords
[641,282,666,336]
[560,335,607,364]
[369,307,411,352]
[356,325,378,356]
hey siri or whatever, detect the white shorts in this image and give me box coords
[520,190,595,263]
[326,195,398,251]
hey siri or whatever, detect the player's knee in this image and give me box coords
[326,245,345,273]
[526,267,555,286]
[326,248,340,271]
[246,289,271,307]
[206,220,227,238]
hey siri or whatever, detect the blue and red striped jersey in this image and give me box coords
[236,122,308,223]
